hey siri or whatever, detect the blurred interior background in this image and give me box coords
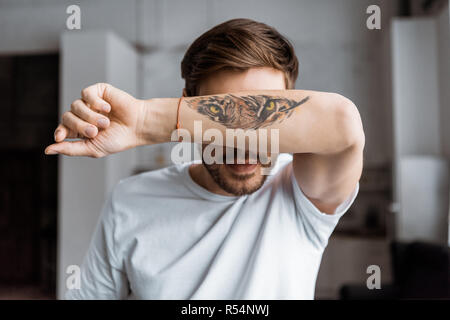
[0,0,448,300]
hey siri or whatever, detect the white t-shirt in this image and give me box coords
[66,154,358,300]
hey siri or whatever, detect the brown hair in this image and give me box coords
[181,18,299,96]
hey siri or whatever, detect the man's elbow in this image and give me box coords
[335,95,365,152]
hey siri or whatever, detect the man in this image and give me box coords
[46,19,364,299]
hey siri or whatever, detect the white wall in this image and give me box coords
[437,3,450,159]
[391,15,449,244]
[0,0,138,53]
[436,3,450,245]
[58,31,138,298]
[392,19,441,158]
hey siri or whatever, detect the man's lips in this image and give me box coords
[225,163,258,174]
[221,152,260,174]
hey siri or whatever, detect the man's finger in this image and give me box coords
[54,124,82,142]
[54,124,68,142]
[44,140,100,158]
[71,99,110,129]
[62,111,98,138]
[81,83,112,113]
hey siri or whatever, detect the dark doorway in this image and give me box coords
[0,54,58,299]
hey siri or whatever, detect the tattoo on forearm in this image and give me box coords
[186,94,310,129]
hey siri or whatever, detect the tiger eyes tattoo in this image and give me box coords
[186,94,310,129]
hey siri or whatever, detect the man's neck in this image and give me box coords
[188,164,235,197]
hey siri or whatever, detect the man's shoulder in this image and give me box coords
[112,163,189,201]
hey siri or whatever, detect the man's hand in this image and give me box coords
[45,83,146,157]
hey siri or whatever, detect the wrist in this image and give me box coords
[137,98,178,146]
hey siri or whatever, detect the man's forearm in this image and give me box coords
[140,90,363,155]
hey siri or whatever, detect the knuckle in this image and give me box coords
[78,122,88,132]
[98,82,109,89]
[101,83,112,100]
[62,112,70,122]
[96,83,106,95]
[70,100,80,112]
[81,88,88,97]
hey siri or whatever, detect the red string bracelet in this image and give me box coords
[176,97,183,142]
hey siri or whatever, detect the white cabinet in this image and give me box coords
[58,31,139,299]
[391,18,449,245]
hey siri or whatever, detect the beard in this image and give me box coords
[203,160,272,196]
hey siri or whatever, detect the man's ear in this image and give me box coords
[182,88,187,97]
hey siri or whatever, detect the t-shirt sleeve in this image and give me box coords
[64,190,129,300]
[289,166,359,250]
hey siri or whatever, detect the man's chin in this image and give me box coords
[204,163,267,196]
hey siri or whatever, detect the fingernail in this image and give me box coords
[102,104,111,112]
[85,126,97,137]
[46,149,58,155]
[97,118,109,128]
